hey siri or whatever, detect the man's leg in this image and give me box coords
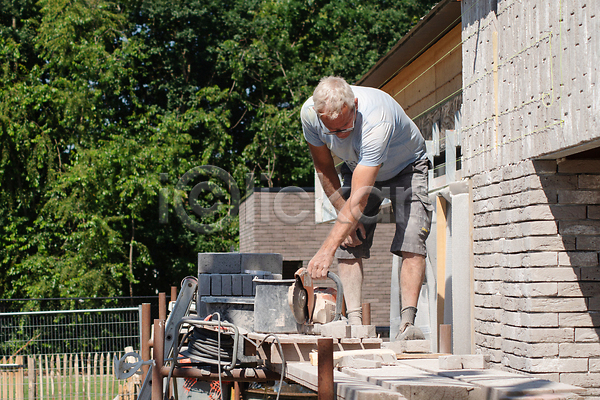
[338,258,364,325]
[397,252,426,339]
[400,252,426,308]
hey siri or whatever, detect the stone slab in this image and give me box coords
[309,349,397,367]
[198,252,241,274]
[242,274,254,296]
[199,274,211,296]
[281,362,407,400]
[439,354,487,370]
[384,340,431,354]
[397,359,583,398]
[221,274,232,296]
[350,325,377,339]
[337,357,382,369]
[320,321,351,339]
[210,274,222,296]
[231,274,243,296]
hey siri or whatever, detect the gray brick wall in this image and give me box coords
[239,190,397,327]
[472,159,600,394]
[461,0,600,176]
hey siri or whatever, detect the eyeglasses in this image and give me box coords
[319,107,356,135]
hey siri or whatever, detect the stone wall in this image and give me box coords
[461,0,600,176]
[471,158,600,394]
[460,1,600,395]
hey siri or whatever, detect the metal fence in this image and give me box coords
[0,307,141,357]
[0,307,143,399]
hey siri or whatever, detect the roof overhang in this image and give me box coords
[357,0,462,88]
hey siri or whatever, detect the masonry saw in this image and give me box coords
[287,267,345,334]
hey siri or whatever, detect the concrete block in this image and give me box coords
[310,349,396,367]
[198,253,241,274]
[439,354,487,370]
[221,274,232,296]
[242,274,254,296]
[241,253,283,274]
[384,340,431,354]
[320,321,351,339]
[337,357,381,369]
[199,274,211,296]
[232,275,243,296]
[211,274,222,296]
[349,325,377,339]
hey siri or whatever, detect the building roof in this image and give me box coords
[357,0,462,88]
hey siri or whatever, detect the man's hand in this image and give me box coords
[308,250,334,279]
[342,222,366,248]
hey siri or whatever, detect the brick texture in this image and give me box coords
[471,158,600,395]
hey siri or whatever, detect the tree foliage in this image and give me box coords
[0,0,437,306]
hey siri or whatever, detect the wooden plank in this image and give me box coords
[27,356,36,400]
[75,354,80,398]
[54,355,59,399]
[80,352,85,394]
[106,353,111,399]
[384,24,463,117]
[48,355,53,397]
[99,353,104,400]
[8,356,14,400]
[62,354,67,400]
[87,354,91,400]
[111,352,117,399]
[69,354,73,400]
[16,356,23,400]
[1,356,5,400]
[38,356,43,400]
[93,353,98,400]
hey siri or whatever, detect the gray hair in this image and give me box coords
[312,76,355,120]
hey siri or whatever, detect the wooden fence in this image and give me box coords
[1,353,139,400]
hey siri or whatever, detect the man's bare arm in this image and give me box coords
[308,163,381,278]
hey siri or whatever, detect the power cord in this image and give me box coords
[255,333,286,400]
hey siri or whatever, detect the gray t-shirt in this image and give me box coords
[301,86,426,182]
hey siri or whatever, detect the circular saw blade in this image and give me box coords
[290,281,309,324]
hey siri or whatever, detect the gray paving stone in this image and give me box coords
[198,252,241,274]
[221,274,232,296]
[232,274,243,296]
[242,274,254,296]
[199,274,211,296]
[211,274,222,295]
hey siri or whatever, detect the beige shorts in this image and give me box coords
[335,159,433,259]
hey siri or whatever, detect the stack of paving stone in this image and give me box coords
[196,252,283,331]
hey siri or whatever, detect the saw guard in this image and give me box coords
[288,268,315,324]
[288,267,344,326]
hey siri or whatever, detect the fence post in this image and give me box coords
[16,355,24,400]
[141,303,152,383]
[152,319,165,400]
[27,356,36,400]
[159,293,167,321]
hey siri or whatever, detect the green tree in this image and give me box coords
[0,0,437,305]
